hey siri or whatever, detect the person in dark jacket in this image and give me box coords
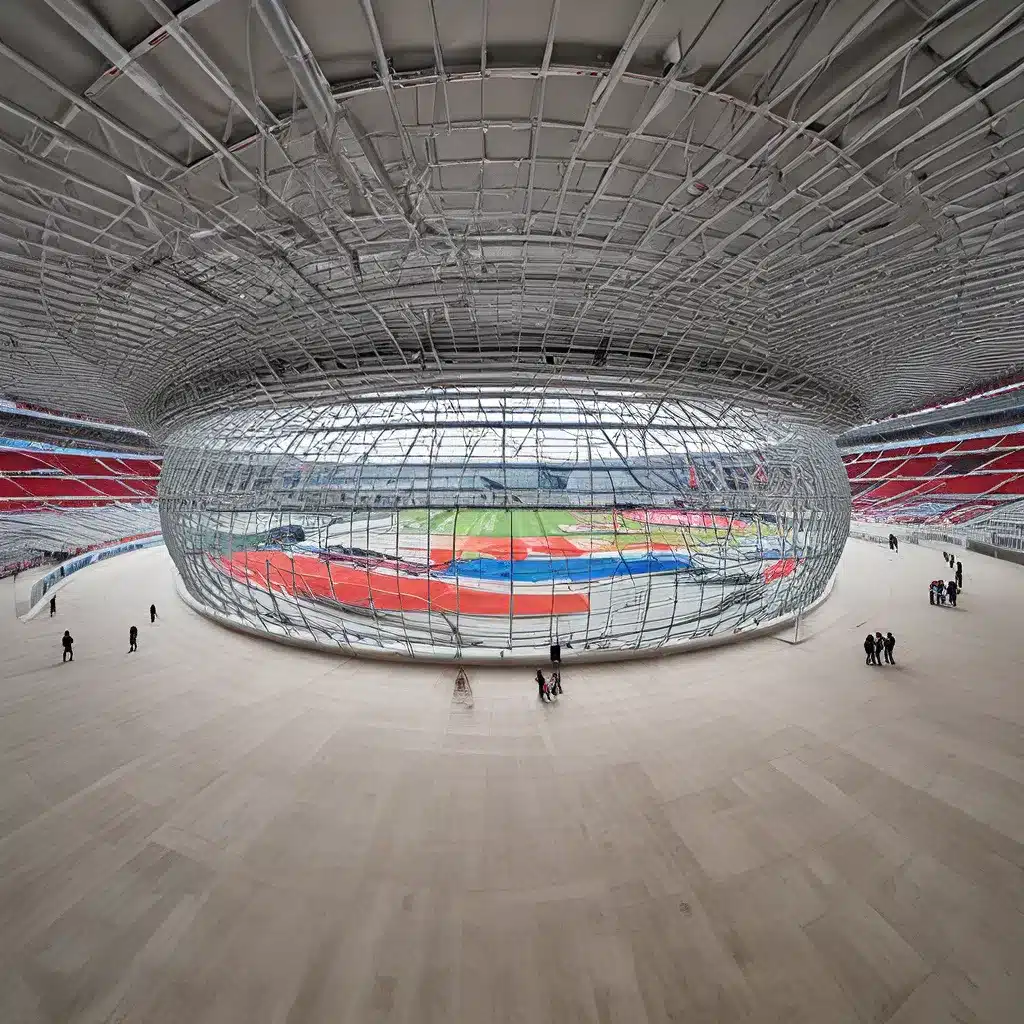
[129,625,138,653]
[149,603,157,623]
[955,561,963,588]
[874,632,885,663]
[946,580,958,607]
[536,669,549,702]
[864,633,878,665]
[883,632,896,665]
[49,595,56,617]
[61,630,74,663]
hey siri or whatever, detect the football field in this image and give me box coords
[399,507,584,539]
[396,507,765,548]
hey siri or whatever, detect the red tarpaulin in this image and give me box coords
[220,551,590,617]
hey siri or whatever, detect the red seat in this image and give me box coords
[0,477,31,497]
[15,478,96,498]
[918,475,1012,496]
[952,435,1002,452]
[978,450,1024,472]
[0,451,49,472]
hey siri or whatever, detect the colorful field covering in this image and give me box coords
[211,507,796,618]
[219,550,590,616]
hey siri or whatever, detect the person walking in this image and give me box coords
[61,630,74,663]
[883,632,896,665]
[864,633,878,665]
[536,669,549,702]
[891,534,898,553]
[955,560,963,589]
[551,669,563,696]
[129,625,138,653]
[149,603,157,624]
[946,579,958,607]
[49,595,56,617]
[874,632,885,664]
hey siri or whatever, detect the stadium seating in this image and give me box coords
[0,444,163,564]
[844,429,1024,524]
[0,447,160,512]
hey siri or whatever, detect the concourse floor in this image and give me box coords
[0,539,1021,1023]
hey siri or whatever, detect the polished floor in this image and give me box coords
[0,539,1021,1023]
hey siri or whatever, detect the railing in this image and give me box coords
[850,520,1024,564]
[18,534,163,618]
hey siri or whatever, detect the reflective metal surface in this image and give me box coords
[0,1,1022,429]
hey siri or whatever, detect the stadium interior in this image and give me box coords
[1,1,1023,1022]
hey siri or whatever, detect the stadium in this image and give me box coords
[1,2,1023,1021]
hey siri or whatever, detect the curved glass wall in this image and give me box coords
[160,392,851,659]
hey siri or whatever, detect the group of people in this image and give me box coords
[864,548,971,666]
[929,553,963,607]
[57,603,157,663]
[863,630,896,665]
[535,668,563,701]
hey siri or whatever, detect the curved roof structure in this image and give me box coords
[0,0,1022,433]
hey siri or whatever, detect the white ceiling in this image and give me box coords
[0,0,1022,433]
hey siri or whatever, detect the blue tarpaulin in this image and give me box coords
[438,551,692,583]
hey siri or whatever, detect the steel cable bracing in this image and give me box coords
[0,0,1021,656]
[0,2,1014,426]
[158,392,851,659]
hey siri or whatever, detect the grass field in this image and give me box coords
[399,508,578,538]
[397,508,772,546]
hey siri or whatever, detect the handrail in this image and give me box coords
[850,521,1024,564]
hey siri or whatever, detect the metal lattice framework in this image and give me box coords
[160,392,850,658]
[0,0,1021,430]
[0,1,1022,656]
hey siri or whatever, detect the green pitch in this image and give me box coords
[399,507,578,538]
[395,507,766,544]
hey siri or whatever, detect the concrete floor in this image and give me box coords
[0,538,1021,1023]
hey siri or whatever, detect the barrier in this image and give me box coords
[849,521,1024,565]
[20,534,163,619]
